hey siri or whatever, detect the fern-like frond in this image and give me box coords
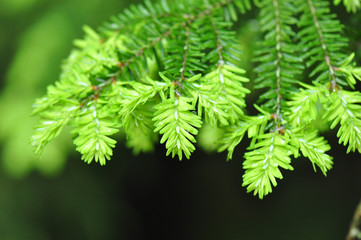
[253,0,303,124]
[201,0,252,18]
[218,114,270,160]
[108,77,169,153]
[195,13,250,125]
[72,101,120,165]
[116,76,170,121]
[290,128,333,175]
[153,96,202,160]
[323,89,361,153]
[105,0,175,33]
[162,16,207,81]
[31,69,94,156]
[337,53,361,88]
[29,0,361,198]
[31,103,78,157]
[198,64,250,125]
[31,0,254,165]
[297,0,349,86]
[243,131,294,199]
[287,83,326,127]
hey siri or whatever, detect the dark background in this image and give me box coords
[0,0,360,239]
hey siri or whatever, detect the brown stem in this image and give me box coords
[346,199,361,240]
[273,0,283,128]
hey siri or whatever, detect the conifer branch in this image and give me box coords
[153,96,203,160]
[31,105,78,157]
[180,22,191,82]
[243,131,294,199]
[72,101,120,165]
[209,15,225,66]
[287,83,325,127]
[118,29,173,72]
[273,0,283,127]
[323,89,361,153]
[219,114,270,160]
[30,0,361,199]
[306,0,337,87]
[106,0,174,32]
[254,0,302,120]
[196,14,250,126]
[290,128,333,174]
[297,0,349,87]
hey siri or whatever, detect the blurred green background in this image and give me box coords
[0,0,361,239]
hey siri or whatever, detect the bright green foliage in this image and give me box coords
[241,0,302,196]
[323,89,361,153]
[198,64,250,126]
[153,96,202,160]
[243,131,294,199]
[31,0,361,198]
[112,77,169,153]
[72,101,120,165]
[337,53,361,88]
[287,83,322,127]
[253,0,303,113]
[290,128,333,175]
[334,0,361,12]
[218,113,270,160]
[32,105,75,157]
[297,0,348,86]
